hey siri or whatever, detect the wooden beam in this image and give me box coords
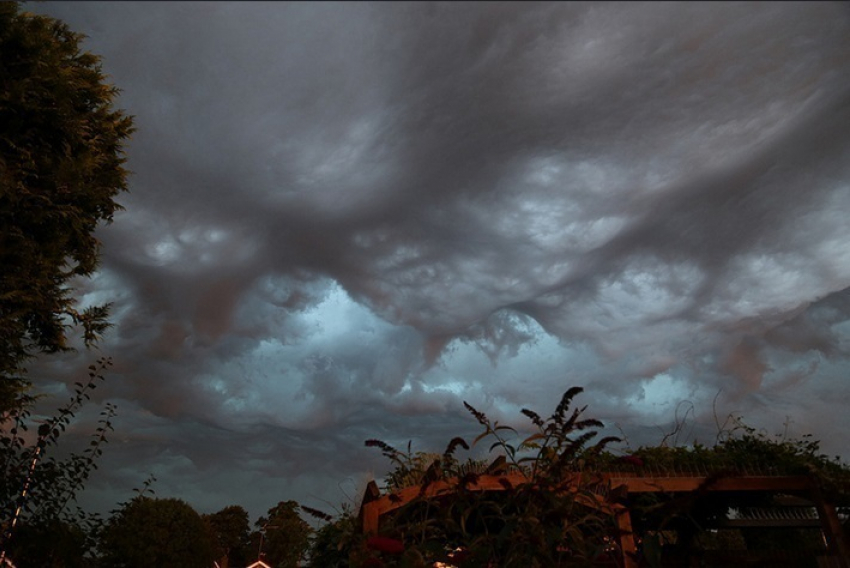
[718,518,823,528]
[359,470,831,567]
[366,472,622,519]
[607,475,813,493]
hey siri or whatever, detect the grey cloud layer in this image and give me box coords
[30,2,850,518]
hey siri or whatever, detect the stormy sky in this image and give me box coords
[28,2,850,521]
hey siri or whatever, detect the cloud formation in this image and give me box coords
[29,2,850,519]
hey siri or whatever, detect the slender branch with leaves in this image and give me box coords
[0,357,117,563]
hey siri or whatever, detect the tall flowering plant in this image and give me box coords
[358,387,622,567]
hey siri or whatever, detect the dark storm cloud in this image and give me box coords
[28,1,850,519]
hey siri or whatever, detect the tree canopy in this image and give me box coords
[0,1,133,399]
[204,505,253,568]
[257,500,313,568]
[4,517,91,568]
[99,497,215,568]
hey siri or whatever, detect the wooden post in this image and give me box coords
[362,503,379,535]
[616,507,639,568]
[812,486,850,568]
[359,480,382,535]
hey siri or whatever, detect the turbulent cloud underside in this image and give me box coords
[29,2,850,518]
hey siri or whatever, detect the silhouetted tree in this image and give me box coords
[307,507,358,568]
[0,1,133,407]
[204,505,252,568]
[99,497,215,568]
[256,501,312,568]
[5,517,91,568]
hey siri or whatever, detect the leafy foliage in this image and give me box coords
[306,503,359,568]
[204,505,253,568]
[99,497,215,568]
[256,500,314,568]
[6,517,92,568]
[0,4,131,559]
[0,1,133,393]
[586,413,850,505]
[0,357,115,564]
[357,387,622,567]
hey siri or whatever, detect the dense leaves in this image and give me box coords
[0,1,133,398]
[307,504,359,568]
[204,505,253,568]
[256,500,313,568]
[5,517,92,568]
[99,497,215,568]
[0,4,131,558]
[588,414,850,506]
[0,6,131,561]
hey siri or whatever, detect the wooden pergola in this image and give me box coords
[359,471,850,567]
